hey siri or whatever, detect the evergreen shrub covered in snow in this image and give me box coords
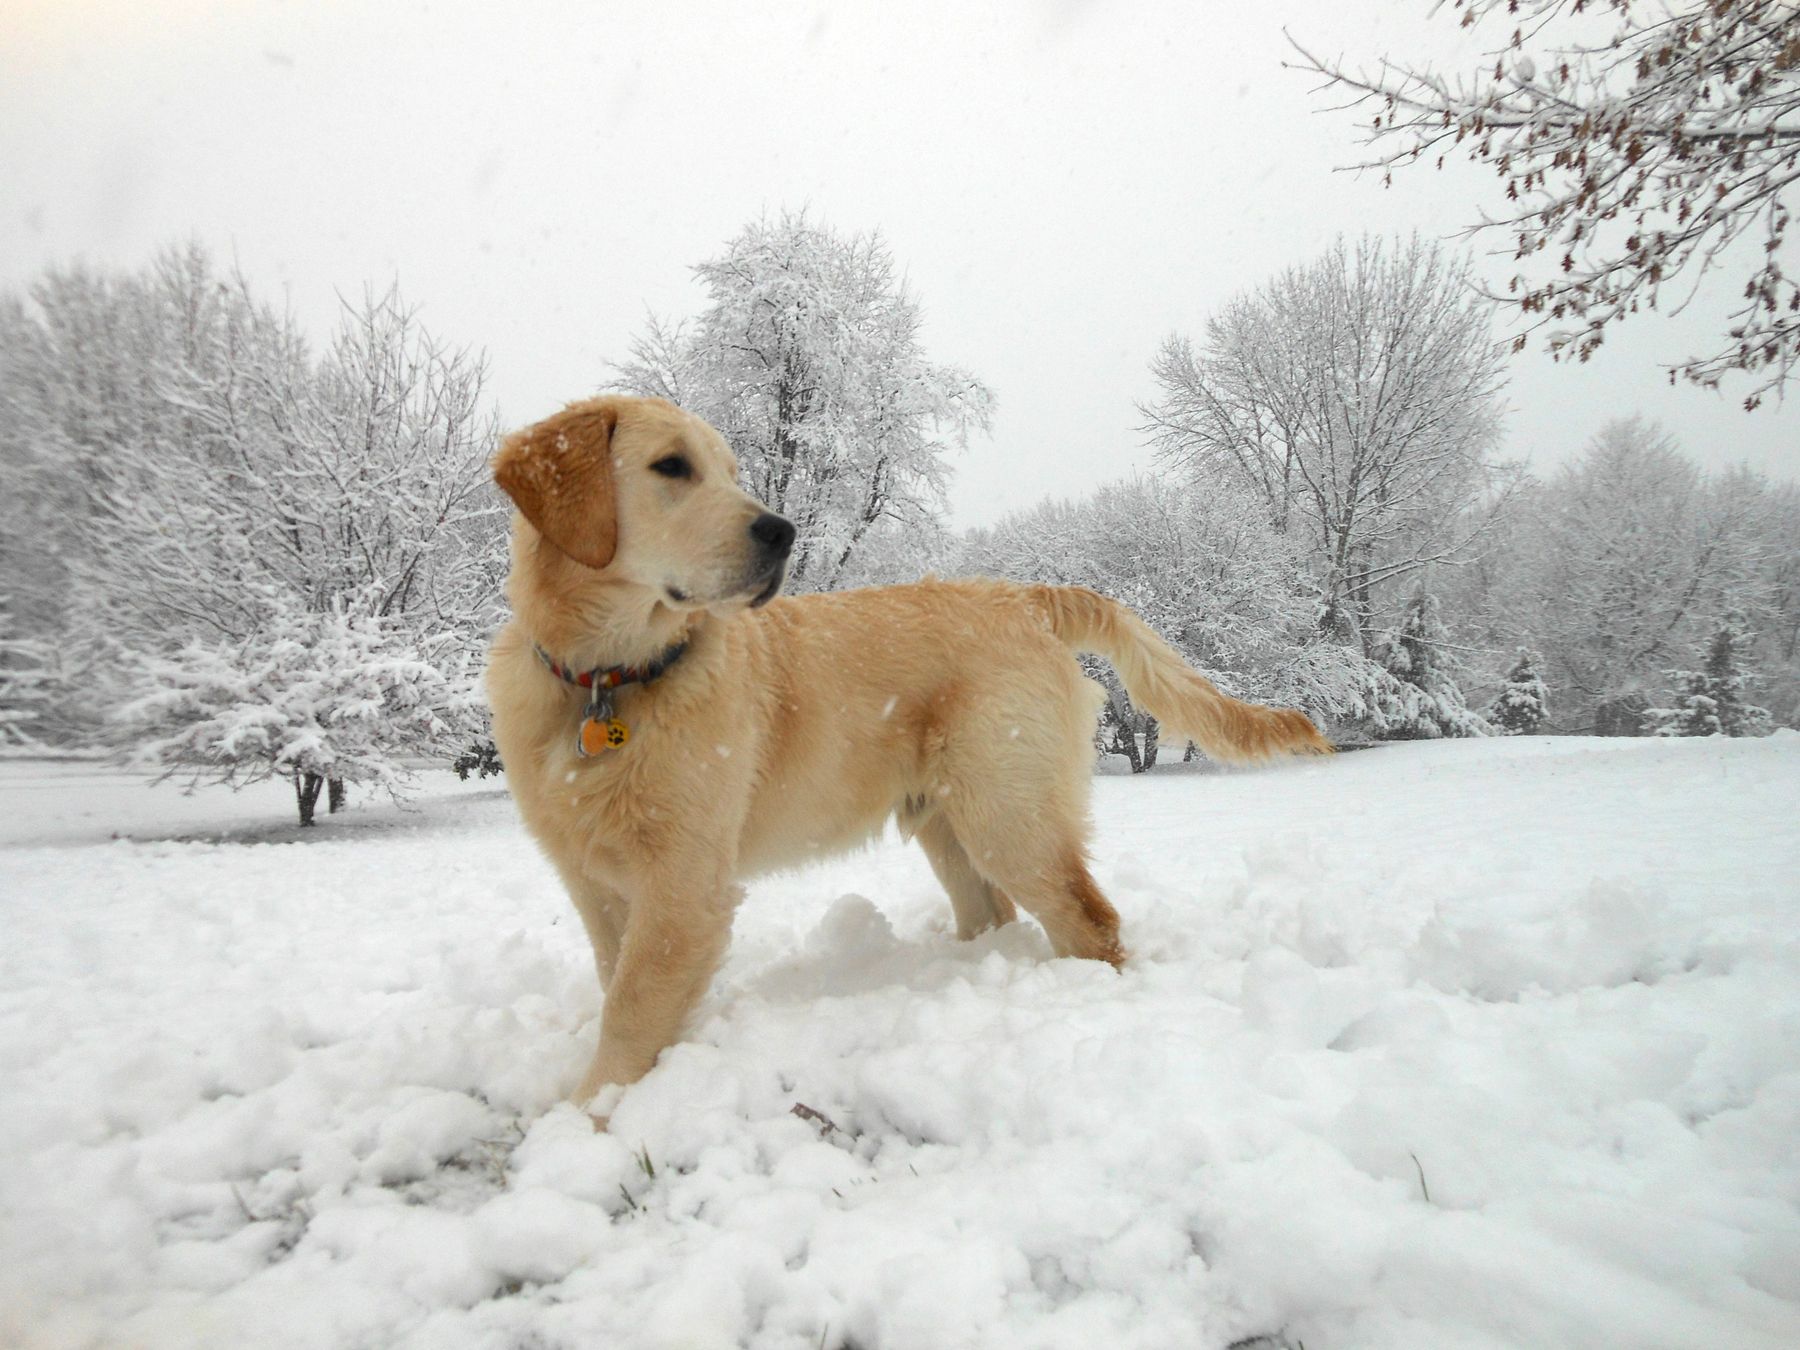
[1649,612,1772,738]
[1488,648,1550,734]
[1367,589,1493,740]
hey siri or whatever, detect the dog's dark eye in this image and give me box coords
[649,456,693,480]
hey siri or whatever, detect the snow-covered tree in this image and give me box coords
[1291,1,1800,406]
[301,286,510,667]
[612,211,994,592]
[1488,648,1550,735]
[1648,611,1772,738]
[79,279,504,806]
[833,520,960,591]
[1753,480,1800,727]
[1141,234,1514,650]
[115,594,479,825]
[0,249,304,744]
[73,259,315,652]
[1510,418,1776,728]
[1651,671,1725,738]
[0,598,56,751]
[1369,588,1494,740]
[0,248,228,656]
[0,295,62,644]
[1588,692,1649,737]
[79,280,504,653]
[0,246,508,805]
[1437,414,1800,731]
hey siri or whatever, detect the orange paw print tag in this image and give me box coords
[578,715,629,757]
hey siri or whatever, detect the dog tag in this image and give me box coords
[578,715,629,756]
[575,689,628,758]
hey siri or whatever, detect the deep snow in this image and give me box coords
[1,737,1797,1349]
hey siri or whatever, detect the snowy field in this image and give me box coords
[2,738,1798,1350]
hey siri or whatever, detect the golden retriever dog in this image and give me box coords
[486,395,1330,1110]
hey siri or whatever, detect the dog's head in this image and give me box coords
[494,396,793,612]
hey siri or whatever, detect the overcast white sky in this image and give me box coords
[2,0,1793,527]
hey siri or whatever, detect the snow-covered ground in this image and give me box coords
[2,737,1797,1350]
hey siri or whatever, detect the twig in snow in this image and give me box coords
[229,1183,257,1224]
[791,1101,847,1139]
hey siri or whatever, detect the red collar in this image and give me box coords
[532,640,689,692]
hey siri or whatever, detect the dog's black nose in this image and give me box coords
[750,512,796,558]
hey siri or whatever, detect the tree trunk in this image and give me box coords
[295,771,324,827]
[328,778,345,814]
[1142,716,1160,770]
[1102,702,1144,773]
[1595,693,1650,737]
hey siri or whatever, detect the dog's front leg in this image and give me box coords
[572,875,742,1109]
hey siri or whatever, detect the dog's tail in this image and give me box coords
[1031,584,1334,765]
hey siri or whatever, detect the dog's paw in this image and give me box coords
[573,1081,625,1131]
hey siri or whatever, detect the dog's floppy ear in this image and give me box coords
[493,400,620,570]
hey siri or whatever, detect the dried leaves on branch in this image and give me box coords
[1289,0,1800,408]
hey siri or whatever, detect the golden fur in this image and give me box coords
[486,395,1331,1109]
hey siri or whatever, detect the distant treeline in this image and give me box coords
[2,225,1793,818]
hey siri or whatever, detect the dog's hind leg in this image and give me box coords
[981,844,1124,967]
[914,812,1018,939]
[938,793,1124,968]
[929,659,1125,967]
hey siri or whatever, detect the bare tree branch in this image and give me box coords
[1288,0,1800,409]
